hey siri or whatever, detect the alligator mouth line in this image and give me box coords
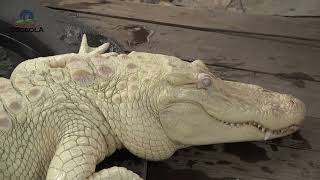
[166,101,300,140]
[215,118,299,135]
[195,102,300,136]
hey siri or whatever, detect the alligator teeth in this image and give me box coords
[290,125,299,131]
[264,131,272,140]
[216,118,298,135]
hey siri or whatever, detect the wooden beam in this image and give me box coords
[170,0,320,17]
[42,0,320,42]
[242,0,320,17]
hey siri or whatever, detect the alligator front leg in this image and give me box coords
[46,123,142,180]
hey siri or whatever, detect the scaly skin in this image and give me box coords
[0,34,306,179]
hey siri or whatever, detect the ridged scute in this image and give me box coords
[0,103,11,130]
[0,78,26,125]
[66,58,95,85]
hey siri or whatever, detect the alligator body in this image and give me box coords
[0,35,306,179]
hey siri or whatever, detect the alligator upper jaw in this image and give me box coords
[206,79,305,132]
[201,79,306,142]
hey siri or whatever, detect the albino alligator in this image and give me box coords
[0,35,306,179]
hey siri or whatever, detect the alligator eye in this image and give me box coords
[197,73,212,89]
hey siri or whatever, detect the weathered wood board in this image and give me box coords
[242,0,320,17]
[41,0,320,42]
[166,0,320,16]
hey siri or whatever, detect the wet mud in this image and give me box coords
[276,72,316,88]
[123,25,154,47]
[260,166,273,174]
[148,162,241,180]
[269,131,312,150]
[223,142,270,163]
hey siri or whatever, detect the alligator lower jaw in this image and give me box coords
[215,118,299,140]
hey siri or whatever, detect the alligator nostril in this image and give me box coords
[290,99,295,105]
[262,89,272,93]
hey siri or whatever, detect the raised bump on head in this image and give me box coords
[91,57,108,66]
[118,54,129,59]
[14,80,33,91]
[129,75,138,82]
[50,69,65,82]
[48,58,67,68]
[8,100,23,113]
[129,85,138,91]
[127,63,137,69]
[0,78,12,93]
[71,69,94,85]
[117,81,127,91]
[97,65,113,76]
[28,88,41,97]
[66,60,88,69]
[27,87,44,101]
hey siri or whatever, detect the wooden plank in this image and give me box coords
[242,0,320,17]
[168,0,320,16]
[41,0,320,42]
[51,12,320,82]
[148,142,320,180]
